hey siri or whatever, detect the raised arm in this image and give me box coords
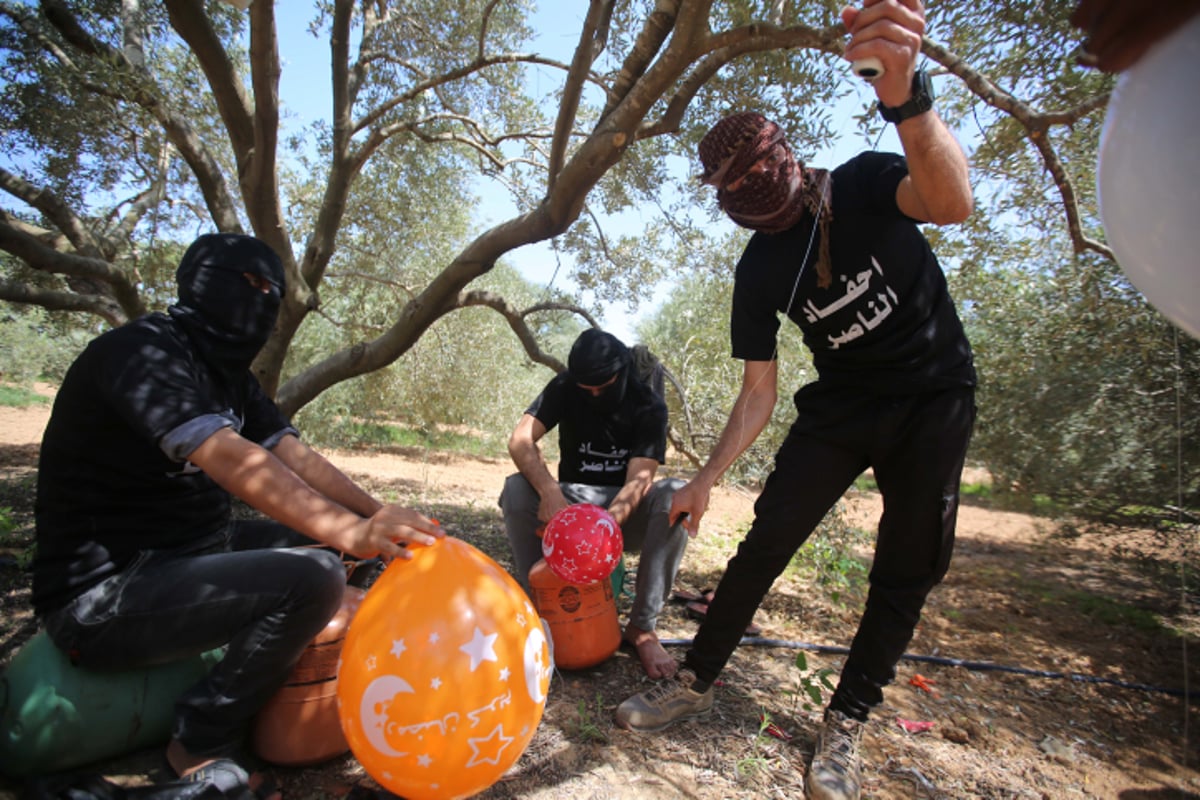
[842,0,973,224]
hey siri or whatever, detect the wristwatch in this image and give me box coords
[878,69,935,124]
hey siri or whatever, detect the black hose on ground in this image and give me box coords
[658,637,1195,699]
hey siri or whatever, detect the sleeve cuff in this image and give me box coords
[160,412,239,462]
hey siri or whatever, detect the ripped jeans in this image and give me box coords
[41,520,346,758]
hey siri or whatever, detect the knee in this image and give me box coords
[500,473,538,515]
[295,549,347,619]
[645,478,686,515]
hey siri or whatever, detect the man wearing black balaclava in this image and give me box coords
[500,328,689,679]
[33,233,444,796]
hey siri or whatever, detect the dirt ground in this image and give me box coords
[1,392,1199,800]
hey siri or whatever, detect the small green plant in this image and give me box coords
[787,502,869,602]
[0,506,35,570]
[569,692,610,744]
[784,651,837,713]
[735,710,774,777]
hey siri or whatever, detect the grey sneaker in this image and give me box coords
[614,668,714,731]
[805,709,865,800]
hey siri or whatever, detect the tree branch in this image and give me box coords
[163,0,255,166]
[0,219,143,320]
[548,0,613,192]
[0,166,104,259]
[922,38,1114,259]
[0,277,125,327]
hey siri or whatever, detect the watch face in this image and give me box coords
[917,70,934,103]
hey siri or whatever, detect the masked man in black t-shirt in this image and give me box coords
[33,233,444,797]
[500,329,688,679]
[615,2,976,798]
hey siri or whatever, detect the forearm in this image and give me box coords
[694,386,775,490]
[896,109,973,224]
[272,434,382,518]
[189,429,366,552]
[607,457,657,525]
[509,437,560,500]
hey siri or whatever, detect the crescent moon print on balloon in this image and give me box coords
[541,503,624,585]
[337,537,551,800]
[358,673,415,759]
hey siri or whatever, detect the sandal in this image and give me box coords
[684,600,763,637]
[671,587,716,605]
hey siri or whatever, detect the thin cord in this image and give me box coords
[730,170,829,445]
[1174,325,1190,767]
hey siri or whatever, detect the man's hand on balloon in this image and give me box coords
[537,488,570,527]
[356,505,445,561]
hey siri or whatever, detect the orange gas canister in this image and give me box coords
[528,558,620,670]
[251,583,366,766]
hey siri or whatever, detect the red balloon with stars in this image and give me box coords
[541,503,624,585]
[336,536,551,800]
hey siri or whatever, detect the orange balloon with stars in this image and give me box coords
[336,536,552,800]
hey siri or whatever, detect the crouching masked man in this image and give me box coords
[33,233,444,797]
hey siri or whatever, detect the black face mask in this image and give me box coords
[580,368,629,414]
[168,234,284,381]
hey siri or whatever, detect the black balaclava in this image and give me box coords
[168,233,285,381]
[568,329,631,413]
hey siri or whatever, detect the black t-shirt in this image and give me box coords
[731,152,976,394]
[33,313,295,614]
[525,371,668,487]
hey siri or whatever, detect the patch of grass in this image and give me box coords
[0,506,35,570]
[1065,591,1165,634]
[785,503,869,603]
[960,480,992,501]
[0,385,50,407]
[342,420,505,459]
[568,692,610,744]
[853,474,877,492]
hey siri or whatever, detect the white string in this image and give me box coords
[730,165,831,452]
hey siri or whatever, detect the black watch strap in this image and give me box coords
[878,69,935,124]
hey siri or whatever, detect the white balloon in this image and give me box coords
[1097,14,1200,339]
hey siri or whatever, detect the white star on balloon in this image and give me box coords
[417,754,432,767]
[499,666,511,681]
[459,625,499,672]
[465,724,514,767]
[390,639,407,659]
[429,632,440,645]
